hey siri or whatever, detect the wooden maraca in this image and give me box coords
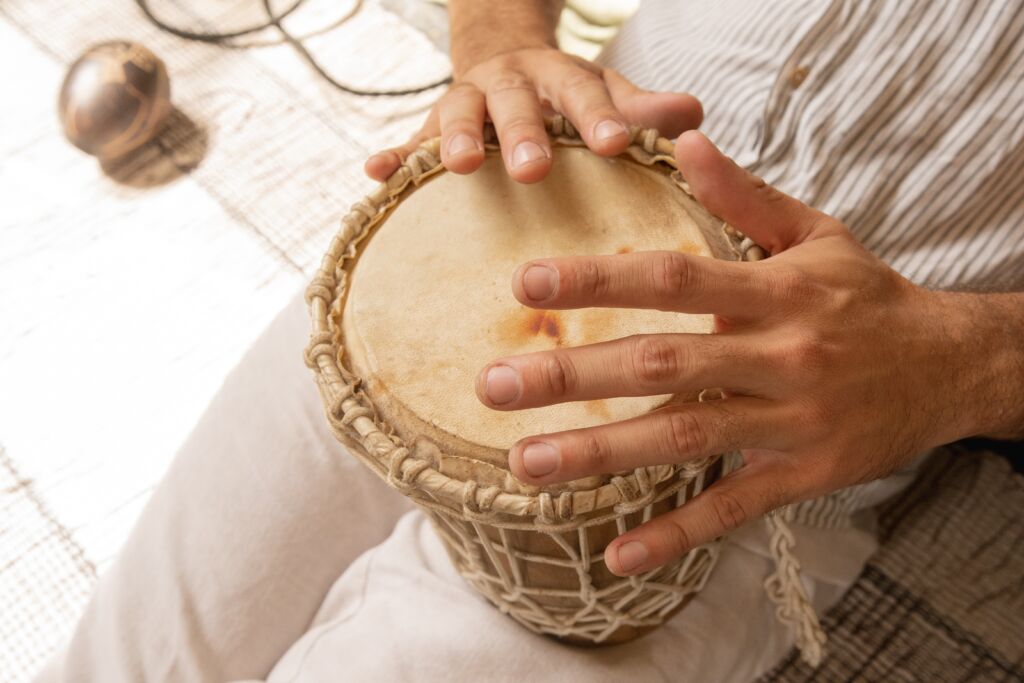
[58,41,172,159]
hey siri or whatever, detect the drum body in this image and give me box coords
[305,118,759,644]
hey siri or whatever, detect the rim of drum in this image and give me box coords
[305,116,761,530]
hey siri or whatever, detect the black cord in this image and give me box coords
[136,0,306,40]
[135,0,451,96]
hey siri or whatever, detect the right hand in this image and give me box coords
[364,48,704,184]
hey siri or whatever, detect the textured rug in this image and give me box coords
[0,447,97,682]
[760,445,1024,682]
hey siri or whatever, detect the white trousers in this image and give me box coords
[38,293,883,683]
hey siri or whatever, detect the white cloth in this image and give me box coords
[43,0,1024,679]
[265,514,866,683]
[38,293,876,683]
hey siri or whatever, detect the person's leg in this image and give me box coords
[265,510,862,683]
[38,292,413,683]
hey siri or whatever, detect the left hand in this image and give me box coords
[475,130,988,577]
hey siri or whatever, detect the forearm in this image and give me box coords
[941,290,1024,441]
[449,0,564,76]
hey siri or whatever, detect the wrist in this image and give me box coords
[448,1,561,78]
[451,41,557,79]
[931,290,1024,441]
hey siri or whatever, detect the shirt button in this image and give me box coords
[789,65,810,88]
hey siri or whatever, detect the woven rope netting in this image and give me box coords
[424,465,721,642]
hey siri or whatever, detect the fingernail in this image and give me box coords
[485,365,521,405]
[616,541,649,573]
[521,442,560,477]
[522,265,557,301]
[594,119,627,141]
[447,133,480,157]
[512,141,548,168]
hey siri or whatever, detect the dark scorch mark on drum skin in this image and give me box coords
[499,308,565,348]
[526,309,562,343]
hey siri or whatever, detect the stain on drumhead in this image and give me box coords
[341,147,720,466]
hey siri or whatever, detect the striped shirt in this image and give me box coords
[599,0,1024,292]
[599,0,1024,527]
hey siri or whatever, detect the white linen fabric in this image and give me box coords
[39,1,1024,681]
[37,293,880,683]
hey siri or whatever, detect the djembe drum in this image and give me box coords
[304,117,764,645]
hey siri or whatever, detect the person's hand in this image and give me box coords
[364,48,703,184]
[475,130,1000,577]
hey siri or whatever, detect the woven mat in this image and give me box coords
[760,446,1024,682]
[0,447,97,682]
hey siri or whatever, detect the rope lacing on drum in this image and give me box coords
[303,116,826,663]
[303,330,334,368]
[304,274,334,307]
[461,480,506,516]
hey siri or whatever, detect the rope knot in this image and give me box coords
[406,148,439,180]
[386,447,411,486]
[303,331,335,368]
[304,273,335,305]
[339,406,373,426]
[549,114,576,138]
[641,128,658,153]
[556,491,574,521]
[461,480,480,512]
[537,492,555,524]
[350,200,376,222]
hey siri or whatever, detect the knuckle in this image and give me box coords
[560,69,603,97]
[632,336,682,387]
[771,266,822,304]
[653,252,696,298]
[488,73,534,96]
[445,81,481,100]
[442,115,483,133]
[786,331,832,377]
[573,260,610,299]
[578,433,611,472]
[496,115,545,139]
[538,353,576,399]
[706,489,750,535]
[664,409,710,457]
[661,517,695,557]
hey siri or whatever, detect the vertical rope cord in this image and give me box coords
[763,507,827,666]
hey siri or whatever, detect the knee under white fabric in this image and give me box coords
[264,510,870,683]
[36,290,880,683]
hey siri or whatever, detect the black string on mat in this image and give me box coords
[134,0,452,96]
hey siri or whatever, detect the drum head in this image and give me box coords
[342,146,734,471]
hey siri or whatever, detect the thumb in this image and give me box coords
[674,130,831,254]
[604,69,704,139]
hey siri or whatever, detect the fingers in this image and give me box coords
[476,333,769,411]
[364,107,440,182]
[508,397,788,483]
[674,131,839,253]
[604,69,703,139]
[486,74,552,183]
[535,60,630,157]
[604,462,799,576]
[438,83,486,174]
[511,252,769,319]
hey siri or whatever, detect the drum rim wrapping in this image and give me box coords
[304,116,763,529]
